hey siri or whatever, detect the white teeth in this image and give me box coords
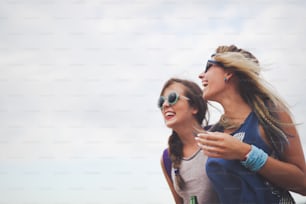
[165,112,175,117]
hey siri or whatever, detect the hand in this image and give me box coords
[195,131,251,160]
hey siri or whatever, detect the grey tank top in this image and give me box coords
[172,149,219,204]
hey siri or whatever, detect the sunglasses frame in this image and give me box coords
[158,91,189,109]
[205,59,226,73]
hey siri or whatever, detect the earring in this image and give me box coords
[224,77,228,83]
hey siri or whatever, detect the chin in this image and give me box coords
[165,119,176,128]
[203,93,209,100]
[203,92,214,100]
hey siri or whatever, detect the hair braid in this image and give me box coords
[160,78,208,190]
[168,131,185,189]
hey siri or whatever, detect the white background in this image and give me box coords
[0,0,305,203]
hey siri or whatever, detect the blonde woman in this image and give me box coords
[197,45,306,203]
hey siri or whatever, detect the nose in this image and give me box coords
[162,100,170,110]
[198,71,205,79]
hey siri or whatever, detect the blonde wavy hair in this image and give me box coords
[213,45,293,157]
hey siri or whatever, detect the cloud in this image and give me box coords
[0,0,305,203]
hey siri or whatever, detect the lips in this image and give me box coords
[202,80,208,87]
[164,111,175,120]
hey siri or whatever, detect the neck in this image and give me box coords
[174,122,200,147]
[218,93,252,130]
[223,106,251,120]
[219,90,251,119]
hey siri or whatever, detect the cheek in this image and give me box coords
[209,73,225,88]
[181,107,197,119]
[203,81,224,100]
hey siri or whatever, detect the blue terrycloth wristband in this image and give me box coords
[241,145,268,172]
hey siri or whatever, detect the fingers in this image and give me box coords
[197,132,222,141]
[195,132,225,157]
[195,137,215,151]
[195,132,246,160]
[195,132,224,148]
[199,144,223,158]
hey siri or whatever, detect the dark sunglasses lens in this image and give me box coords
[205,63,212,72]
[158,97,165,108]
[168,92,178,104]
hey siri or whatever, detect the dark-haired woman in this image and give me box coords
[159,78,219,204]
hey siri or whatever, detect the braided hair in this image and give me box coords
[160,78,208,189]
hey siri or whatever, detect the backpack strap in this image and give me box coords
[162,148,172,182]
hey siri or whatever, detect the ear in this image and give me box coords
[191,107,198,115]
[224,72,233,81]
[225,72,233,79]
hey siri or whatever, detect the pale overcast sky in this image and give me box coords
[0,0,305,203]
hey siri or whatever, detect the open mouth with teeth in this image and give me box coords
[164,111,176,120]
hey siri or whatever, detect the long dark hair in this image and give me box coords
[160,78,208,189]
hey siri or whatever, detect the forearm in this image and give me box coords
[258,156,306,195]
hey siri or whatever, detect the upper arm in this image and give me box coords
[278,111,305,172]
[160,155,183,204]
[259,109,305,171]
[258,110,306,194]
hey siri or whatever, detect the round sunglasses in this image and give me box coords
[158,91,190,109]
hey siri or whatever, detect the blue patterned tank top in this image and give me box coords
[206,112,282,204]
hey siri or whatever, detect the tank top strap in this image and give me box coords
[238,111,257,132]
[235,111,272,155]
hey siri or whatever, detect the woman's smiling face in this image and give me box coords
[160,83,196,129]
[199,64,228,102]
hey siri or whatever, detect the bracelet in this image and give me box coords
[242,146,251,161]
[240,145,268,172]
